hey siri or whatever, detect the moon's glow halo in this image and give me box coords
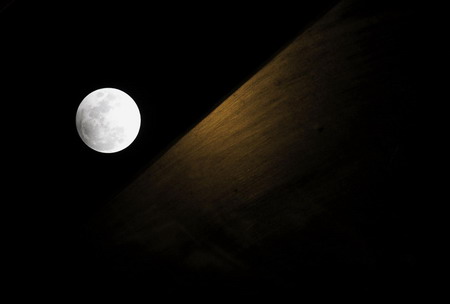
[76,88,141,153]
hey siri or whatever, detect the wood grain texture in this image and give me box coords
[83,0,423,296]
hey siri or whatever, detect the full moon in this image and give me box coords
[76,88,141,153]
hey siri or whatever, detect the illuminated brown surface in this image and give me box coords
[84,0,424,296]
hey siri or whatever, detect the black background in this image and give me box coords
[2,0,337,211]
[2,0,435,299]
[2,0,337,293]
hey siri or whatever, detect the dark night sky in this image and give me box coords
[3,0,337,209]
[2,0,337,287]
[2,0,435,298]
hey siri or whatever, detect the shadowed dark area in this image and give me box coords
[78,0,426,298]
[3,0,431,300]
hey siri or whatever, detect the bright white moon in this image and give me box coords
[76,88,141,153]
